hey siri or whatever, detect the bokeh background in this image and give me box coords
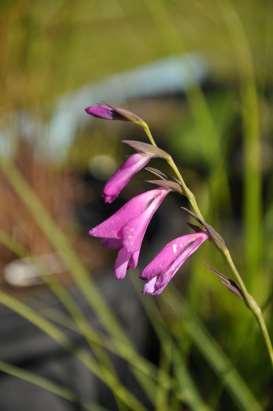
[0,0,273,410]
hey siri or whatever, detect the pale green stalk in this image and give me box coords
[137,120,273,367]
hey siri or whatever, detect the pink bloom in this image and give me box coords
[85,104,142,124]
[89,188,169,279]
[141,232,208,295]
[103,153,152,203]
[85,104,120,120]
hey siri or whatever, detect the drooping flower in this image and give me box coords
[89,188,170,279]
[103,140,169,203]
[103,152,152,203]
[140,232,208,295]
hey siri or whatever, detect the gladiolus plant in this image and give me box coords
[86,103,273,366]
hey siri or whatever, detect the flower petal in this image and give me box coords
[85,104,122,120]
[114,248,130,279]
[142,232,208,295]
[123,140,168,159]
[85,104,143,124]
[122,188,169,252]
[144,277,157,294]
[128,250,140,269]
[103,153,151,203]
[141,233,208,280]
[89,189,165,240]
[144,276,166,296]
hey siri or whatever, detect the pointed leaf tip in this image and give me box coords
[123,140,168,159]
[114,107,143,124]
[210,267,244,300]
[147,179,183,193]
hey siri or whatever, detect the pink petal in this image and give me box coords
[141,232,208,295]
[85,104,117,120]
[122,188,169,252]
[141,233,208,280]
[128,250,140,269]
[103,153,151,203]
[144,277,157,294]
[114,248,130,279]
[85,104,142,123]
[89,189,168,240]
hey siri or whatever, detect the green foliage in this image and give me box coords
[0,0,272,410]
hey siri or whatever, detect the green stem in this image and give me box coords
[141,122,273,367]
[142,121,157,146]
[0,361,78,404]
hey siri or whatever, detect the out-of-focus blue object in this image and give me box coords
[1,54,208,160]
[47,54,207,160]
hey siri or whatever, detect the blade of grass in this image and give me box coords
[173,351,210,411]
[0,360,77,403]
[0,358,118,411]
[0,229,27,257]
[164,289,262,411]
[0,230,127,411]
[43,276,127,411]
[0,158,126,341]
[132,277,212,411]
[0,227,173,404]
[0,290,146,411]
[0,157,158,401]
[155,340,173,411]
[219,0,262,292]
[42,304,170,391]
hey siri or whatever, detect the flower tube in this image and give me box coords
[141,232,208,295]
[89,188,170,279]
[103,153,152,203]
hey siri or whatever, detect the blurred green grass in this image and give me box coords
[1,0,273,107]
[0,0,273,410]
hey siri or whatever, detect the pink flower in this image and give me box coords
[89,188,169,279]
[140,232,208,295]
[103,153,152,203]
[85,104,120,120]
[85,104,142,124]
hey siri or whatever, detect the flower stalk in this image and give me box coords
[85,103,273,365]
[141,120,273,366]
